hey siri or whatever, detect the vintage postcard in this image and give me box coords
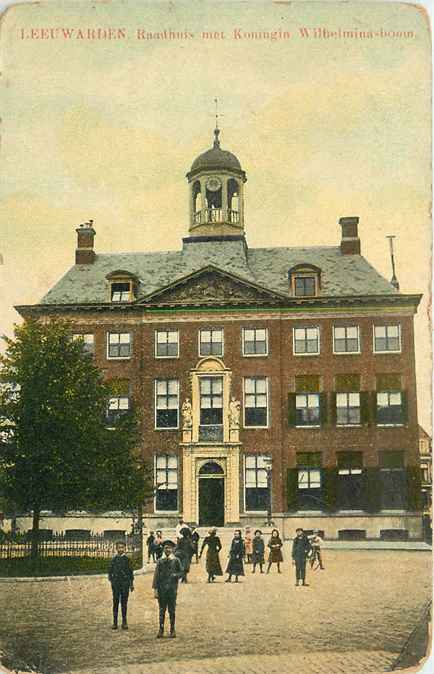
[0,1,432,673]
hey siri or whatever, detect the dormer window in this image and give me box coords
[106,270,138,303]
[288,264,321,297]
[111,282,131,302]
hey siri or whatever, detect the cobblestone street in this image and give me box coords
[0,549,431,674]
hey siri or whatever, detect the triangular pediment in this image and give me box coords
[137,266,286,307]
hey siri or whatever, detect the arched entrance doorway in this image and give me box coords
[198,461,225,526]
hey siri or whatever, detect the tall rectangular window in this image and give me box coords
[379,451,406,510]
[242,328,268,356]
[155,455,178,511]
[374,325,401,353]
[107,332,132,359]
[294,276,316,297]
[244,377,268,427]
[337,452,363,510]
[376,392,403,426]
[245,455,269,511]
[155,330,179,358]
[72,333,95,355]
[155,380,179,429]
[336,393,361,426]
[333,326,360,354]
[295,394,320,427]
[200,376,223,440]
[107,380,130,426]
[199,329,223,356]
[294,327,320,355]
[297,452,322,510]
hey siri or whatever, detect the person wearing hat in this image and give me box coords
[225,529,245,583]
[251,529,265,573]
[199,527,223,582]
[190,526,200,563]
[152,539,183,638]
[175,527,195,583]
[292,527,312,586]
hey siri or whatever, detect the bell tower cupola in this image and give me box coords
[186,127,247,238]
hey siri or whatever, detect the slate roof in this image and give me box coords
[40,237,398,305]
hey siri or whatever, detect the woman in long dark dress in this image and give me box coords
[266,528,283,574]
[225,529,245,583]
[199,527,223,582]
[175,527,194,583]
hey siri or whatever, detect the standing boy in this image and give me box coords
[108,540,134,630]
[291,527,311,587]
[152,539,183,638]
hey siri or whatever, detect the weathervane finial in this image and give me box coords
[213,98,221,148]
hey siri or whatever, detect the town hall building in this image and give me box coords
[16,128,423,540]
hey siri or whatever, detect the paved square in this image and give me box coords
[0,547,431,674]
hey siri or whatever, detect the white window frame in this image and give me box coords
[333,326,360,355]
[336,392,361,427]
[373,324,402,354]
[293,326,320,356]
[376,391,404,427]
[295,393,321,428]
[154,454,179,514]
[154,379,180,430]
[72,333,95,354]
[110,280,132,303]
[297,468,322,490]
[106,331,132,360]
[198,328,224,357]
[155,329,179,359]
[243,454,270,514]
[243,377,269,429]
[242,328,269,357]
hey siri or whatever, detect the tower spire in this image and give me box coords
[213,97,221,148]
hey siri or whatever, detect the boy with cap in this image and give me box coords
[152,539,183,638]
[108,540,134,630]
[292,527,311,587]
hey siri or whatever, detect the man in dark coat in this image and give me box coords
[152,539,183,638]
[108,540,134,630]
[292,527,311,587]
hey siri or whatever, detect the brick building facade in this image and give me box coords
[16,129,423,539]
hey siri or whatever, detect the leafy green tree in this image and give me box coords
[0,319,151,558]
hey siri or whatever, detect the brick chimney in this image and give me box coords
[75,220,96,264]
[339,216,361,255]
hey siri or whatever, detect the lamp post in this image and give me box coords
[263,457,274,527]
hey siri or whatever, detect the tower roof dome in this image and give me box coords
[187,129,246,180]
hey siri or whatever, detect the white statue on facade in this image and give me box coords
[182,398,193,429]
[229,396,241,428]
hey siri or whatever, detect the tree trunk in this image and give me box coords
[30,507,40,559]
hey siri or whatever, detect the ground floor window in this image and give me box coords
[379,450,406,509]
[296,452,322,509]
[245,455,269,511]
[155,454,178,511]
[337,452,363,509]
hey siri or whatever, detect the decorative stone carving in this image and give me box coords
[229,397,241,429]
[144,270,281,306]
[182,398,193,429]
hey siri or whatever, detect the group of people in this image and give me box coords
[108,519,325,637]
